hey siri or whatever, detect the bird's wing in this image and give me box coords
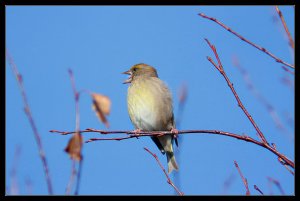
[150,136,166,154]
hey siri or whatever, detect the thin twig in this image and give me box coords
[67,69,83,195]
[271,143,294,175]
[221,171,235,195]
[65,160,76,195]
[281,66,295,75]
[50,128,294,169]
[74,159,83,195]
[281,75,294,90]
[6,50,53,195]
[254,185,264,195]
[205,39,294,172]
[68,69,80,132]
[267,177,285,195]
[205,39,268,145]
[274,6,294,49]
[9,145,22,195]
[144,147,184,196]
[232,56,292,141]
[25,177,33,195]
[234,161,250,195]
[198,13,294,69]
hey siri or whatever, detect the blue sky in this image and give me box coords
[6,6,294,195]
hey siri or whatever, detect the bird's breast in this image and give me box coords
[127,78,173,131]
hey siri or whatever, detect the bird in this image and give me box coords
[122,63,179,174]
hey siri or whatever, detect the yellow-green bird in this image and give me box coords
[122,63,179,174]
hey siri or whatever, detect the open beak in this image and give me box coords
[122,70,132,84]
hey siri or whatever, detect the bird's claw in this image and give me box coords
[171,127,179,147]
[132,129,141,139]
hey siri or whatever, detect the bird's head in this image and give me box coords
[122,63,158,84]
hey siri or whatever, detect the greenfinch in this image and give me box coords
[122,63,179,174]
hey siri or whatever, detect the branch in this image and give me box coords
[66,69,83,195]
[254,185,264,195]
[65,160,76,195]
[144,147,184,196]
[68,69,80,132]
[6,50,53,195]
[234,161,250,195]
[204,39,294,171]
[267,177,285,195]
[50,128,294,169]
[205,39,268,145]
[281,66,295,75]
[232,56,292,141]
[271,143,294,175]
[274,6,294,49]
[198,13,294,69]
[9,145,22,195]
[221,171,235,194]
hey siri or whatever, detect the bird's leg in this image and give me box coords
[170,127,179,147]
[171,127,179,135]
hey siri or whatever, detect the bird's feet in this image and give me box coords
[132,128,141,139]
[171,127,179,147]
[171,127,179,135]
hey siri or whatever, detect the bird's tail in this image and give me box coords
[166,149,179,174]
[157,135,179,174]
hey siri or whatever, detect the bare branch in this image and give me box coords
[254,185,264,195]
[50,128,294,169]
[68,69,80,132]
[66,69,83,195]
[198,13,294,69]
[9,145,22,195]
[281,66,295,75]
[221,171,235,195]
[6,50,53,195]
[234,161,250,195]
[274,6,294,49]
[205,39,268,145]
[271,143,294,175]
[65,160,76,195]
[267,177,285,195]
[204,39,294,171]
[144,147,184,196]
[232,56,292,141]
[280,75,294,90]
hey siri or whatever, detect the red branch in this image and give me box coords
[198,13,294,69]
[234,161,250,195]
[65,160,76,195]
[6,50,53,195]
[254,185,264,195]
[232,57,291,140]
[281,66,295,75]
[144,147,184,196]
[204,39,294,171]
[67,69,83,195]
[274,6,294,49]
[205,39,268,145]
[50,128,294,169]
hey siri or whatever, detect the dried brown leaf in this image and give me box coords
[91,93,111,128]
[64,132,83,161]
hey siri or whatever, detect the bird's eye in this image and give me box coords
[133,68,136,72]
